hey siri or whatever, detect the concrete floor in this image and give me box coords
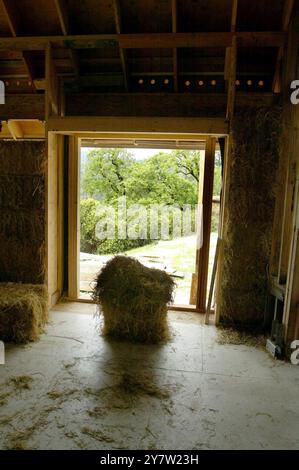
[0,302,299,450]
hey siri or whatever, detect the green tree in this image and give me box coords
[172,150,200,183]
[80,198,101,253]
[125,152,198,207]
[81,148,134,201]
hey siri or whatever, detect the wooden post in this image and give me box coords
[205,237,222,324]
[196,137,216,312]
[270,11,299,279]
[215,136,232,324]
[68,135,80,299]
[283,175,299,347]
[45,42,59,119]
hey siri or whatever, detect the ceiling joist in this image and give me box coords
[172,0,178,92]
[0,0,36,89]
[226,0,238,121]
[112,0,129,92]
[0,32,286,51]
[54,0,80,77]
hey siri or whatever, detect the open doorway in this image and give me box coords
[78,139,221,309]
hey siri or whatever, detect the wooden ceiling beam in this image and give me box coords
[0,32,286,51]
[112,0,129,92]
[0,0,36,89]
[226,36,237,121]
[119,32,285,49]
[54,0,79,77]
[172,0,178,92]
[231,0,238,33]
[47,116,229,136]
[54,0,69,35]
[65,91,276,118]
[272,0,295,93]
[226,0,238,121]
[0,91,273,121]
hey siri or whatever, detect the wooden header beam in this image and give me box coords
[47,116,228,136]
[0,32,286,51]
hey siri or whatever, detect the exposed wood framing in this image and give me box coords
[0,0,36,90]
[47,116,228,136]
[0,120,45,139]
[54,0,69,35]
[45,43,59,118]
[65,92,275,118]
[3,92,250,123]
[0,32,286,51]
[7,120,24,140]
[68,136,80,300]
[273,0,295,93]
[54,0,79,77]
[271,11,299,282]
[172,0,178,92]
[231,0,238,33]
[215,136,232,325]
[196,137,216,311]
[56,134,65,296]
[112,0,129,92]
[269,5,299,348]
[225,0,238,121]
[226,37,237,122]
[283,174,299,346]
[47,133,60,306]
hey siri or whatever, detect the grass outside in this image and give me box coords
[80,232,218,305]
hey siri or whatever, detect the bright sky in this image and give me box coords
[81,147,172,161]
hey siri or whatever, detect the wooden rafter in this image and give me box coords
[226,0,238,121]
[0,0,36,90]
[273,0,295,93]
[54,0,69,35]
[0,32,286,51]
[112,0,129,92]
[172,0,178,92]
[231,0,238,33]
[54,0,79,77]
[226,37,237,121]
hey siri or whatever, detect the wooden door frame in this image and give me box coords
[48,122,225,312]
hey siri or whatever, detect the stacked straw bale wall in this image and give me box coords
[219,107,281,328]
[0,141,46,284]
